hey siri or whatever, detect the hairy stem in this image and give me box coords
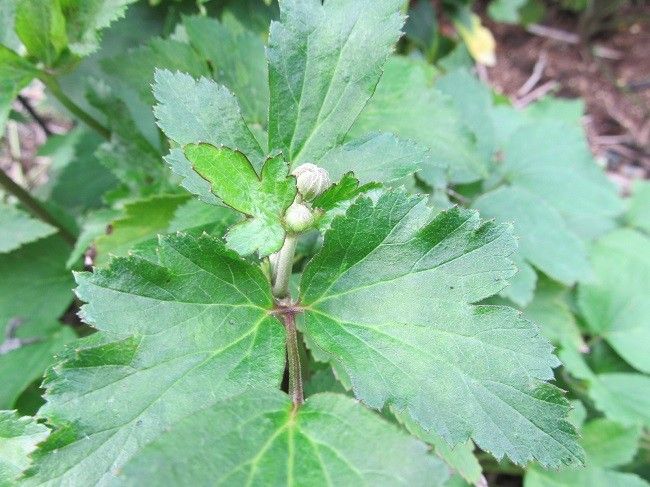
[283,311,304,406]
[271,234,304,405]
[272,234,297,299]
[0,169,77,245]
[38,72,111,140]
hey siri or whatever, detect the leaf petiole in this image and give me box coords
[37,72,111,140]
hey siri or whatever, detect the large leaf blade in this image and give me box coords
[267,0,404,162]
[24,234,285,486]
[300,190,583,467]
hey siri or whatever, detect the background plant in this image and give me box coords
[0,0,648,486]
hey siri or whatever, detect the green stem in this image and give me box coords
[283,312,304,406]
[0,169,77,245]
[272,234,297,299]
[38,72,111,140]
[271,234,303,405]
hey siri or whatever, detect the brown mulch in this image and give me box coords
[479,2,650,192]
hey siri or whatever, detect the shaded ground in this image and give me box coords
[480,1,650,191]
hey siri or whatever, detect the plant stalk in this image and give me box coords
[283,311,304,406]
[38,72,111,140]
[272,234,297,299]
[0,169,76,245]
[271,233,303,405]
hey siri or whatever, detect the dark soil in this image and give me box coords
[479,1,650,191]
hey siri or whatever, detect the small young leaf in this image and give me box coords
[118,391,450,486]
[185,144,297,257]
[0,411,49,485]
[312,173,379,211]
[25,233,285,486]
[268,0,405,162]
[0,203,56,253]
[300,190,583,467]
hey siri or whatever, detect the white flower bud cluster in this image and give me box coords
[292,163,331,201]
[283,164,332,234]
[284,202,315,233]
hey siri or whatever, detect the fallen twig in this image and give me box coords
[526,23,580,44]
[517,51,548,97]
[514,80,559,108]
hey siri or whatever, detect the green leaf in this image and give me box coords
[317,132,431,184]
[0,411,49,486]
[525,417,646,487]
[350,56,486,184]
[500,120,623,240]
[25,233,285,486]
[0,203,56,253]
[502,252,537,306]
[39,130,118,216]
[185,144,297,257]
[184,15,269,126]
[627,179,650,234]
[267,0,405,162]
[581,418,641,468]
[312,173,379,211]
[58,0,138,56]
[578,229,650,373]
[103,38,209,105]
[0,0,20,51]
[167,199,240,237]
[94,194,189,265]
[488,0,527,23]
[405,0,437,52]
[474,185,591,286]
[153,70,267,202]
[87,81,169,195]
[523,277,585,351]
[436,68,496,161]
[0,236,74,334]
[560,348,650,427]
[0,326,75,409]
[0,45,38,134]
[66,209,119,268]
[526,465,649,487]
[153,70,263,165]
[15,0,67,65]
[395,412,482,484]
[118,391,449,486]
[300,190,583,467]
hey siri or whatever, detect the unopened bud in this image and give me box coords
[292,163,331,201]
[284,202,315,233]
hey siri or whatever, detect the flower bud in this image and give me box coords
[284,202,315,233]
[292,163,331,201]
